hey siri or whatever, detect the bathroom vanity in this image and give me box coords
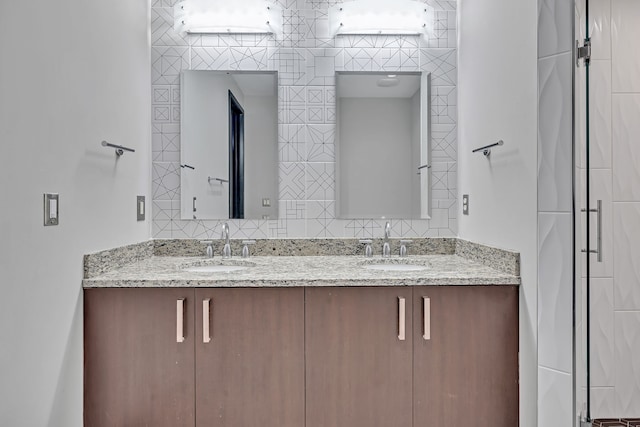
[83,239,520,427]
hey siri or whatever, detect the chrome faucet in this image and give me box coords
[382,221,391,258]
[221,222,231,258]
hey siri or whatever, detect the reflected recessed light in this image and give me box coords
[377,77,399,87]
[387,74,397,78]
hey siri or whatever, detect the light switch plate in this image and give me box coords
[137,196,145,221]
[44,193,59,226]
[462,194,469,215]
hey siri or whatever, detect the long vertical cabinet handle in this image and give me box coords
[596,199,602,262]
[423,297,431,340]
[398,297,406,341]
[176,298,185,343]
[203,298,211,343]
[581,199,603,262]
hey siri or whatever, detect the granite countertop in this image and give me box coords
[82,254,520,288]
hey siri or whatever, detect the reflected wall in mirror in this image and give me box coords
[180,71,278,220]
[336,72,430,219]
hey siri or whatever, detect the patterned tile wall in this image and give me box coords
[151,0,458,240]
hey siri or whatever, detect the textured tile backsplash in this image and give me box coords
[151,0,458,240]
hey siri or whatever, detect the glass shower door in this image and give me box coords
[576,0,640,424]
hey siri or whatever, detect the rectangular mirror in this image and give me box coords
[180,70,278,220]
[336,71,431,219]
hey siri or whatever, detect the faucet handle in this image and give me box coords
[201,240,214,258]
[359,239,373,258]
[399,240,413,258]
[241,240,256,258]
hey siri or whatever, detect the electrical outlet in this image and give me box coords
[262,198,271,207]
[462,194,469,215]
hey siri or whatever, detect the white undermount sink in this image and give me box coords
[363,264,427,272]
[183,265,249,273]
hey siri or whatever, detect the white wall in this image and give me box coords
[410,90,422,217]
[244,95,278,219]
[0,1,151,425]
[457,1,538,427]
[338,97,414,218]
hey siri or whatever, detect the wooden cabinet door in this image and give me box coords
[305,287,413,427]
[194,288,305,427]
[84,288,196,427]
[413,286,519,427]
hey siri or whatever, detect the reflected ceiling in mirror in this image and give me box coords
[180,70,278,220]
[336,71,431,219]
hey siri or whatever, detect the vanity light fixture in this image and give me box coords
[174,0,282,36]
[328,0,432,37]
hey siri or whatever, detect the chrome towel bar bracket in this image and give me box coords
[101,140,135,157]
[208,176,229,184]
[416,164,431,174]
[472,140,504,157]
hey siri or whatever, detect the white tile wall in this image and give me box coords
[538,0,574,58]
[613,203,640,310]
[589,61,612,169]
[612,94,640,201]
[590,0,611,60]
[537,0,574,422]
[611,0,640,93]
[151,0,458,239]
[614,312,640,415]
[590,278,614,386]
[538,367,573,427]
[538,213,573,373]
[538,54,573,213]
[592,387,617,418]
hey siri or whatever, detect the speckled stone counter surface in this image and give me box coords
[83,241,153,279]
[83,239,520,288]
[83,238,520,288]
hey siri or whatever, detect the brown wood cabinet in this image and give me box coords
[194,288,304,427]
[413,286,519,427]
[305,287,414,427]
[85,285,518,427]
[84,288,196,427]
